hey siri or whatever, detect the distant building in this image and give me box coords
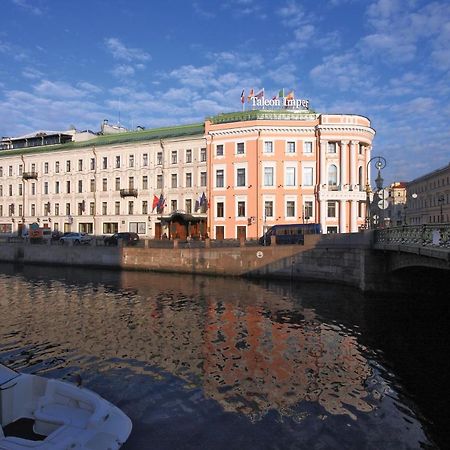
[405,163,450,225]
[387,181,407,226]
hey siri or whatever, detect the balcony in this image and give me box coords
[22,171,38,180]
[120,188,138,198]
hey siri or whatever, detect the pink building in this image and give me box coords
[205,110,375,239]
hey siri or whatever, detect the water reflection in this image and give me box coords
[0,265,436,449]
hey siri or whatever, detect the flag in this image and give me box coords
[156,194,165,213]
[255,89,264,99]
[278,88,285,98]
[240,89,245,103]
[200,192,208,212]
[152,194,159,212]
[247,88,254,102]
[286,90,294,100]
[194,199,200,212]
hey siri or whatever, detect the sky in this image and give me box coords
[0,0,449,184]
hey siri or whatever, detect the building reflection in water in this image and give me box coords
[0,267,374,423]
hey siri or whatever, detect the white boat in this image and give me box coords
[0,364,132,449]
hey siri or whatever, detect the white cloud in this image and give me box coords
[33,80,86,98]
[111,65,135,79]
[12,0,43,15]
[104,37,151,62]
[22,67,43,80]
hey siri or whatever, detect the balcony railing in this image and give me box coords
[120,188,138,198]
[22,171,38,180]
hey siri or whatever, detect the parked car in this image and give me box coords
[59,232,92,245]
[104,232,139,246]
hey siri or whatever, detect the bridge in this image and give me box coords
[373,224,450,272]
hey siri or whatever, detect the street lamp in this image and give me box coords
[365,156,387,229]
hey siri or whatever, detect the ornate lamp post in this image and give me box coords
[438,194,444,223]
[365,156,387,229]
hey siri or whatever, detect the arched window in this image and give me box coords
[358,166,363,189]
[328,164,338,186]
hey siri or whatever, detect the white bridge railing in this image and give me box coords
[375,224,450,249]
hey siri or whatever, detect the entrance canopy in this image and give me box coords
[157,211,207,240]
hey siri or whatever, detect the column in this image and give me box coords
[339,200,347,233]
[340,140,349,187]
[320,140,327,185]
[320,199,327,232]
[350,200,358,232]
[350,140,357,188]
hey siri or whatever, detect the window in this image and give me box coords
[327,201,336,218]
[186,149,192,163]
[66,160,71,172]
[264,167,274,186]
[287,141,295,153]
[103,223,118,234]
[237,168,245,187]
[55,203,59,216]
[102,178,107,191]
[264,141,273,153]
[185,199,192,214]
[129,155,134,167]
[90,158,95,170]
[31,183,36,195]
[78,159,83,171]
[264,201,273,218]
[8,185,12,196]
[19,204,23,217]
[0,167,2,177]
[55,161,60,173]
[216,169,224,188]
[157,175,163,189]
[128,177,134,189]
[304,142,313,154]
[216,201,224,218]
[327,142,336,153]
[44,162,48,174]
[186,173,192,188]
[31,163,36,172]
[285,167,296,186]
[237,201,245,217]
[200,147,206,162]
[142,176,148,190]
[115,201,120,215]
[8,166,12,176]
[303,167,313,186]
[115,156,121,168]
[129,222,146,234]
[171,199,177,212]
[66,181,70,194]
[78,202,84,215]
[31,204,35,216]
[157,152,163,165]
[0,185,2,197]
[304,201,313,219]
[142,200,148,215]
[90,179,95,192]
[0,205,2,216]
[216,145,224,156]
[236,142,245,155]
[44,182,49,195]
[286,201,295,217]
[200,171,207,187]
[102,157,108,169]
[328,164,338,186]
[78,180,83,193]
[55,181,60,194]
[89,202,95,215]
[128,201,134,215]
[102,202,107,215]
[115,178,121,191]
[358,167,363,189]
[66,203,71,216]
[171,173,177,188]
[19,165,23,175]
[18,185,22,196]
[143,153,148,166]
[171,151,177,164]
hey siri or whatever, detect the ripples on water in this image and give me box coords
[0,264,444,449]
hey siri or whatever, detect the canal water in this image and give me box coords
[0,264,447,449]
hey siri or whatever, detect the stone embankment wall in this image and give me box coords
[0,232,383,291]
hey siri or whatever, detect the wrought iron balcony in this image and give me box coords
[120,188,138,198]
[22,171,38,180]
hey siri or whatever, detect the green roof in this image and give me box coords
[208,109,318,124]
[0,122,204,158]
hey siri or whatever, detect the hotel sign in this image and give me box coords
[252,97,310,109]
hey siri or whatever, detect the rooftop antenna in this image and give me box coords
[118,96,121,126]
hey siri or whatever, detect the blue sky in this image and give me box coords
[1,0,449,184]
